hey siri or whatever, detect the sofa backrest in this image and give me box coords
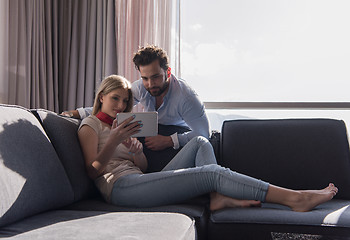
[34,109,98,201]
[219,118,350,200]
[0,104,74,227]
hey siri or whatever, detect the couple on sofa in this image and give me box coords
[69,45,338,212]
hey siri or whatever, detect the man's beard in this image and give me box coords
[147,79,169,97]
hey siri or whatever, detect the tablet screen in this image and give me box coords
[117,112,158,137]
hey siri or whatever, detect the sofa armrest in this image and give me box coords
[218,118,350,199]
[209,130,220,161]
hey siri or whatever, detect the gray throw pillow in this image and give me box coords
[35,109,98,201]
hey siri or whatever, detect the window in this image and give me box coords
[180,0,350,102]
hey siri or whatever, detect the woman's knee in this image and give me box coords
[200,163,225,174]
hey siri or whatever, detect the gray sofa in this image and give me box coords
[2,103,350,240]
[0,104,197,240]
[211,119,350,239]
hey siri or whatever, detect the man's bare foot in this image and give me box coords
[289,183,338,212]
[210,192,261,211]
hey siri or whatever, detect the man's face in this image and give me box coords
[139,60,169,97]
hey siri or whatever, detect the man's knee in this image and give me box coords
[193,135,209,145]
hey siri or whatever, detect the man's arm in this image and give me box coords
[77,107,93,119]
[144,135,174,151]
[61,110,81,118]
[61,107,93,119]
[144,94,209,150]
[176,95,210,147]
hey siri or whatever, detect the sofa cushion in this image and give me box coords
[34,109,97,201]
[0,104,74,227]
[210,199,350,227]
[219,118,350,199]
[208,199,350,239]
[62,197,208,240]
[0,210,196,240]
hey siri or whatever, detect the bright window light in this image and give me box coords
[180,0,350,102]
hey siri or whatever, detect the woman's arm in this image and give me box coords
[78,116,142,179]
[133,153,147,172]
[78,125,118,179]
[123,138,148,172]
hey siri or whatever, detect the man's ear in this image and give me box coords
[167,67,171,78]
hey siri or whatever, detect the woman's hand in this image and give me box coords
[109,115,142,145]
[122,137,148,172]
[122,138,143,155]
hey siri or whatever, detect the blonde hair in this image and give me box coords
[92,75,133,115]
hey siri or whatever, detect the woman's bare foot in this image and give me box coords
[210,192,261,211]
[289,183,338,212]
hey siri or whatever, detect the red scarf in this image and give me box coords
[96,112,115,126]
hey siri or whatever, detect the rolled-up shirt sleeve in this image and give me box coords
[177,94,210,147]
[77,107,93,119]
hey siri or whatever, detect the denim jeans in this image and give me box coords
[111,136,269,207]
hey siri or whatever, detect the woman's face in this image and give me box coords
[100,88,129,118]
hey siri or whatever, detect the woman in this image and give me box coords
[78,74,338,212]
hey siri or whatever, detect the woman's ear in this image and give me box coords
[99,94,104,104]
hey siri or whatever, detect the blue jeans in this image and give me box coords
[111,136,269,207]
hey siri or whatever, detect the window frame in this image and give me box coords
[204,102,350,110]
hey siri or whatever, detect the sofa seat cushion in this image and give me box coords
[62,198,207,240]
[0,210,196,240]
[210,199,350,227]
[0,104,74,227]
[208,200,350,239]
[62,198,206,217]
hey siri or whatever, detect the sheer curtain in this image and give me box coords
[0,0,177,112]
[115,0,174,83]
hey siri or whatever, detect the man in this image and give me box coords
[63,45,210,170]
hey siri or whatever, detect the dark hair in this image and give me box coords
[133,45,169,72]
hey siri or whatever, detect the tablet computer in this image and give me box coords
[117,112,158,137]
